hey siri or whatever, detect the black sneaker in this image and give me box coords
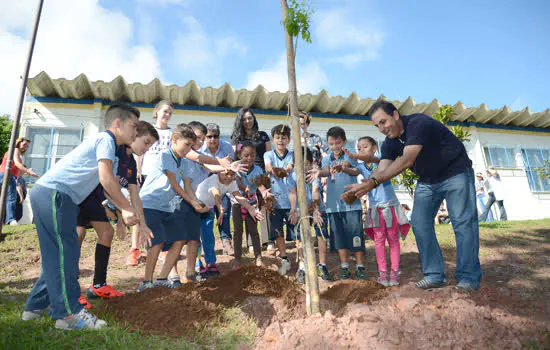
[295,269,306,284]
[339,267,352,280]
[317,265,331,281]
[415,278,448,290]
[355,266,367,280]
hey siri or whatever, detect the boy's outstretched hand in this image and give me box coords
[121,208,139,226]
[138,224,155,248]
[250,207,265,222]
[289,208,298,225]
[230,160,248,177]
[193,201,210,214]
[306,168,320,183]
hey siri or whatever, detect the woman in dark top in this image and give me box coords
[231,107,271,170]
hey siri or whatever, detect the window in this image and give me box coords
[25,126,83,184]
[483,144,518,168]
[521,147,550,193]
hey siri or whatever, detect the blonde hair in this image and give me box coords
[153,100,174,119]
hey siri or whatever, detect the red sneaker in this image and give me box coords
[78,294,93,309]
[126,248,141,266]
[87,284,125,299]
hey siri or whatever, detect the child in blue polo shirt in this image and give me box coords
[22,104,140,330]
[263,124,297,276]
[308,126,366,280]
[75,121,159,305]
[290,147,331,283]
[138,124,210,291]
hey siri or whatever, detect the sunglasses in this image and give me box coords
[206,134,220,139]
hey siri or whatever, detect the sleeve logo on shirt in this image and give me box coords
[180,169,184,177]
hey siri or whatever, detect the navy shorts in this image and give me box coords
[77,185,107,227]
[158,199,202,251]
[328,210,365,252]
[144,208,185,248]
[269,208,296,241]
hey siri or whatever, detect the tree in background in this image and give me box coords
[391,105,471,197]
[0,115,14,157]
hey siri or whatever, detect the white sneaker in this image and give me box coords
[9,220,19,226]
[277,258,291,276]
[21,308,48,321]
[54,309,107,330]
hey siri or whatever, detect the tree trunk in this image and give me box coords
[280,0,320,315]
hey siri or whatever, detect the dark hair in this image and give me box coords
[326,126,346,141]
[368,100,398,118]
[271,124,291,138]
[172,123,197,141]
[235,140,256,158]
[231,107,260,144]
[104,104,140,128]
[293,147,313,163]
[136,121,159,140]
[299,111,312,126]
[358,136,377,147]
[153,100,174,119]
[401,203,410,211]
[188,121,207,135]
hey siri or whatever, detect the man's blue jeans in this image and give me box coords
[476,194,493,222]
[214,194,232,240]
[411,169,481,289]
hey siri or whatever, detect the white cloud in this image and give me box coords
[315,8,384,67]
[172,16,247,86]
[0,0,162,115]
[510,97,527,111]
[246,54,329,94]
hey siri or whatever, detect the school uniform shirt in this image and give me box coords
[199,140,235,160]
[238,164,264,195]
[141,127,172,176]
[289,170,325,212]
[263,149,295,210]
[116,145,137,188]
[140,148,188,213]
[195,174,239,209]
[182,157,210,192]
[36,131,118,205]
[358,163,398,206]
[321,152,363,213]
[380,113,472,184]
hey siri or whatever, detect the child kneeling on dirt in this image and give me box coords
[308,126,366,280]
[138,124,210,291]
[232,141,273,269]
[290,147,331,283]
[349,137,410,286]
[195,169,264,278]
[263,124,297,276]
[22,104,140,330]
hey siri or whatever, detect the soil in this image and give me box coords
[271,168,289,179]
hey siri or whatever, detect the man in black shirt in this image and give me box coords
[343,101,481,293]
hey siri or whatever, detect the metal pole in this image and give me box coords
[0,0,45,239]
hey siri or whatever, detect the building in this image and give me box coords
[17,71,550,223]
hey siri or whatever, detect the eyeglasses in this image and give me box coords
[206,135,220,139]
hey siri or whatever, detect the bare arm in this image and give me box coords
[165,171,206,213]
[98,160,139,226]
[13,149,38,177]
[342,145,422,198]
[232,190,264,221]
[186,150,231,169]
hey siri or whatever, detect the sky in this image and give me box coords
[0,0,549,116]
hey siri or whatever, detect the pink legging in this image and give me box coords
[372,207,400,272]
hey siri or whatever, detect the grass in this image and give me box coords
[1,219,549,349]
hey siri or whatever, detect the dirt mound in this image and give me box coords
[102,266,305,337]
[321,279,388,314]
[256,283,550,349]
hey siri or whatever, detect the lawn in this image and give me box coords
[0,219,549,349]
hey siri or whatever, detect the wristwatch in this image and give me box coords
[370,176,380,188]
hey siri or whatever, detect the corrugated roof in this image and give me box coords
[27,71,550,128]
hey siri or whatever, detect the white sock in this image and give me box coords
[299,261,305,270]
[356,264,364,268]
[341,262,349,269]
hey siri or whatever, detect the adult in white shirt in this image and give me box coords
[479,167,507,221]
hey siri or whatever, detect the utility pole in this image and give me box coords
[0,0,45,240]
